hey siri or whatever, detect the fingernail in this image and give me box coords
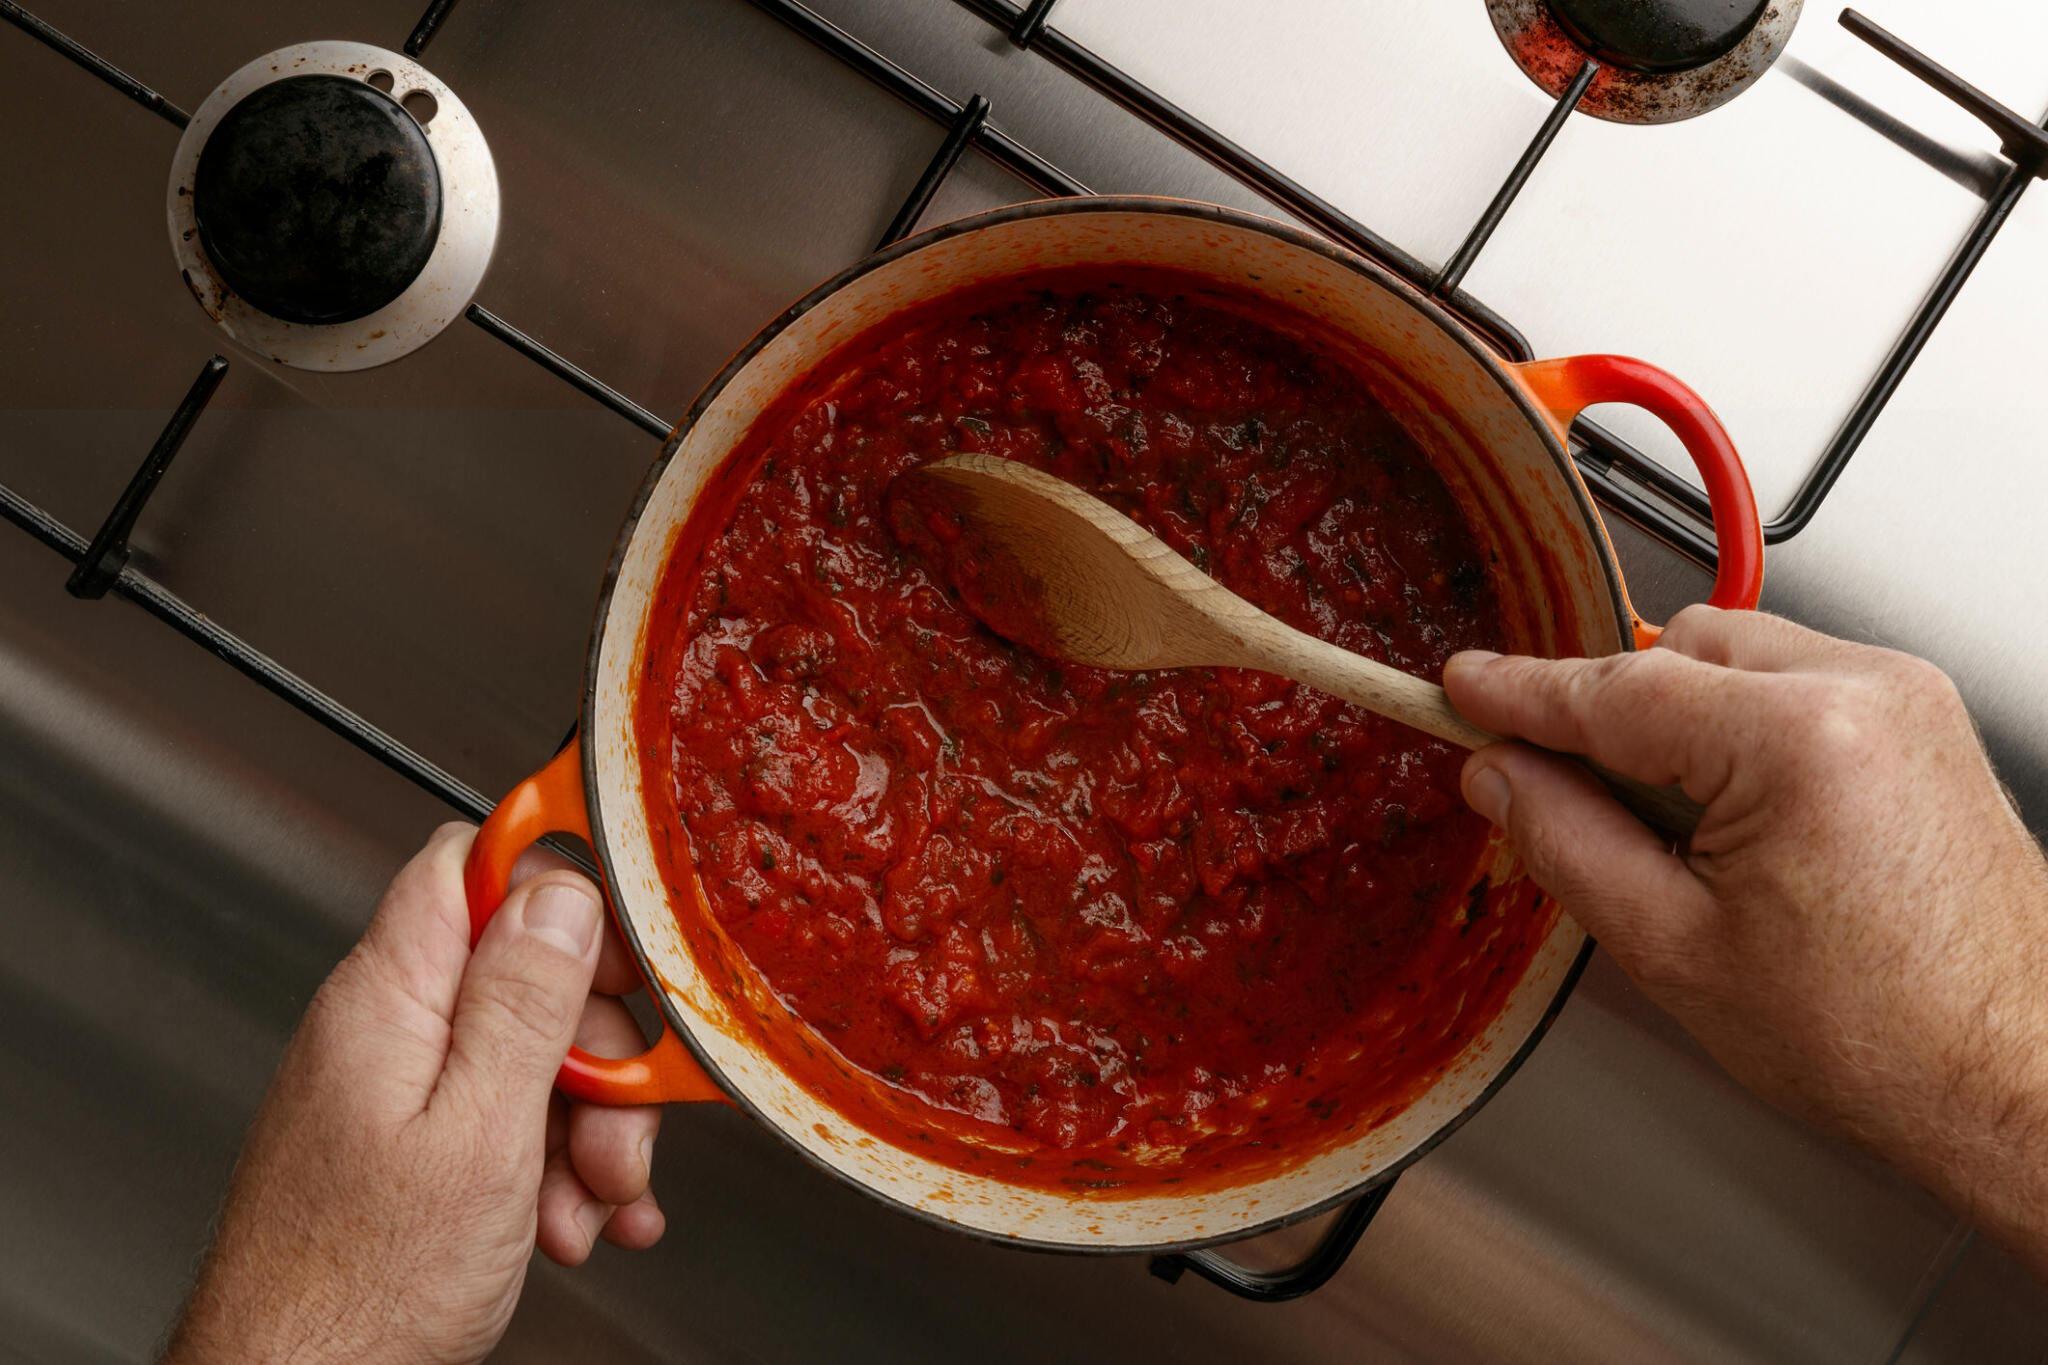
[1448,649,1501,675]
[1466,764,1512,826]
[523,881,601,957]
[637,1134,654,1183]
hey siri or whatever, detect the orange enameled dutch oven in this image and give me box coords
[462,198,1762,1253]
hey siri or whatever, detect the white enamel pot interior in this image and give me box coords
[583,198,1632,1252]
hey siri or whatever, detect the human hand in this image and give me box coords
[164,824,666,1365]
[1445,607,2048,1271]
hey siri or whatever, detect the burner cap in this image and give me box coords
[193,74,442,326]
[170,42,498,371]
[1545,0,1770,74]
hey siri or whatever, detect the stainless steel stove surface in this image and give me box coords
[4,0,2046,1359]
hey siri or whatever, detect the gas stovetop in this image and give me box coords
[2,0,2044,1359]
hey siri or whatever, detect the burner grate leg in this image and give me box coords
[877,93,992,250]
[465,304,676,440]
[0,0,189,127]
[66,356,228,600]
[1149,1179,1398,1304]
[405,0,465,58]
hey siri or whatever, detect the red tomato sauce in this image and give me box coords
[636,269,1554,1191]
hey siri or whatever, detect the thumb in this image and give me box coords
[1462,743,1713,983]
[436,872,603,1135]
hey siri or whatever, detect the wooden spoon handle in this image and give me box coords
[1587,767,1705,836]
[1247,623,1702,836]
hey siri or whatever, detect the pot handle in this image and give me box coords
[1515,354,1764,647]
[464,737,724,1106]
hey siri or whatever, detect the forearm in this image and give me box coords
[1945,1105,2048,1281]
[163,1179,425,1365]
[1910,939,2048,1278]
[1847,845,2048,1279]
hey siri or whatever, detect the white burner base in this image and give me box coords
[166,40,499,372]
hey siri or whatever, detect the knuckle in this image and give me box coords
[284,969,390,1105]
[1658,603,1722,655]
[1777,678,1882,772]
[1587,648,1684,724]
[1559,652,1630,714]
[472,968,578,1043]
[1889,651,1960,705]
[292,981,350,1062]
[303,955,373,1038]
[1508,812,1579,894]
[1505,652,1660,751]
[1628,644,1686,679]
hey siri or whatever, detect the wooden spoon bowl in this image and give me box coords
[900,453,1700,835]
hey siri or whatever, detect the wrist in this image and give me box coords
[164,1251,437,1365]
[1901,977,2048,1270]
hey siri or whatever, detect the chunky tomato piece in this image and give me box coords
[638,271,1550,1185]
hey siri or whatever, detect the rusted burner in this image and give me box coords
[1487,0,1802,123]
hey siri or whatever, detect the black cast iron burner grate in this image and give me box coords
[2,0,2043,1304]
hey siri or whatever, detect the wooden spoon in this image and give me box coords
[900,453,1700,835]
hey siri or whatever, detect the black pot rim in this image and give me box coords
[577,194,1621,1257]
